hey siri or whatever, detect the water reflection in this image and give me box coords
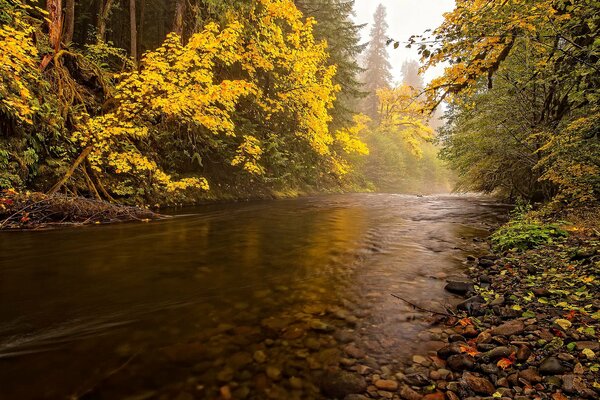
[0,194,508,399]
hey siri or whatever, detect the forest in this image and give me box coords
[0,0,451,214]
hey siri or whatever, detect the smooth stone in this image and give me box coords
[344,395,369,400]
[519,368,543,383]
[437,343,466,359]
[253,350,267,363]
[446,354,475,371]
[561,374,588,394]
[412,355,430,366]
[539,357,568,375]
[483,346,514,360]
[444,280,474,296]
[266,365,282,381]
[399,385,423,400]
[448,334,467,343]
[344,344,366,359]
[321,371,367,398]
[516,345,532,361]
[289,376,303,390]
[461,372,495,395]
[575,341,600,351]
[403,373,430,387]
[490,320,525,336]
[375,379,399,391]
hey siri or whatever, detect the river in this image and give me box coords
[0,194,508,399]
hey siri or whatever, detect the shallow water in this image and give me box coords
[0,193,508,399]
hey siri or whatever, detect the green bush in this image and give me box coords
[491,220,568,251]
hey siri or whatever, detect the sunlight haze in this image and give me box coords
[353,0,455,83]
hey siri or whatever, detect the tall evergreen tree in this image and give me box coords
[361,3,393,119]
[401,59,423,91]
[295,0,366,128]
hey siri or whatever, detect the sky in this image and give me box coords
[353,0,455,84]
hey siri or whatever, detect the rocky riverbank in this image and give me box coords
[348,231,600,400]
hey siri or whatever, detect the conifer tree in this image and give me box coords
[361,4,393,119]
[295,0,366,128]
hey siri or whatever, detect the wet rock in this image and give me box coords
[539,357,568,375]
[422,393,445,400]
[446,353,475,372]
[490,320,525,336]
[253,350,267,364]
[266,365,282,381]
[532,288,550,297]
[476,331,492,344]
[289,376,303,390]
[479,274,492,284]
[483,346,514,360]
[412,355,431,366]
[457,296,484,313]
[403,373,430,387]
[229,352,253,369]
[575,341,600,351]
[344,344,366,359]
[309,319,334,333]
[479,363,499,375]
[399,385,423,400]
[448,334,467,343]
[519,368,543,383]
[321,371,367,398]
[490,296,505,306]
[461,372,495,395]
[304,337,321,351]
[478,258,495,268]
[446,390,460,400]
[437,343,466,359]
[344,395,369,400]
[445,280,475,296]
[375,379,399,391]
[516,345,532,361]
[561,374,588,394]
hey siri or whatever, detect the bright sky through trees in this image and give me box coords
[353,0,455,83]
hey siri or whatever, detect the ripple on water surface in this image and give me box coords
[0,193,509,399]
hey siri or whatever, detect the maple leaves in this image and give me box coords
[0,0,41,125]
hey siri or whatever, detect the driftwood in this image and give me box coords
[0,191,161,230]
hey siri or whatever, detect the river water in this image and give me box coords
[0,194,508,399]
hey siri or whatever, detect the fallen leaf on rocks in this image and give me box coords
[552,393,568,400]
[459,317,473,327]
[554,318,572,330]
[459,345,479,356]
[582,348,595,360]
[497,357,513,370]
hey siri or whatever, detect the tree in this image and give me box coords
[360,4,392,119]
[422,0,600,206]
[295,0,367,128]
[400,60,423,92]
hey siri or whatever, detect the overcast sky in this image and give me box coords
[353,0,455,84]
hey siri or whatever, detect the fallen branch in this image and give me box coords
[391,293,455,317]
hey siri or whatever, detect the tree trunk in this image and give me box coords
[138,0,145,57]
[63,0,75,44]
[172,0,186,39]
[41,0,62,70]
[97,0,114,42]
[129,0,137,62]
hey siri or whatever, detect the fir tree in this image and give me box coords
[361,3,393,119]
[295,0,367,128]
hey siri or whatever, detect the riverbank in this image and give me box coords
[0,190,160,230]
[390,222,600,400]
